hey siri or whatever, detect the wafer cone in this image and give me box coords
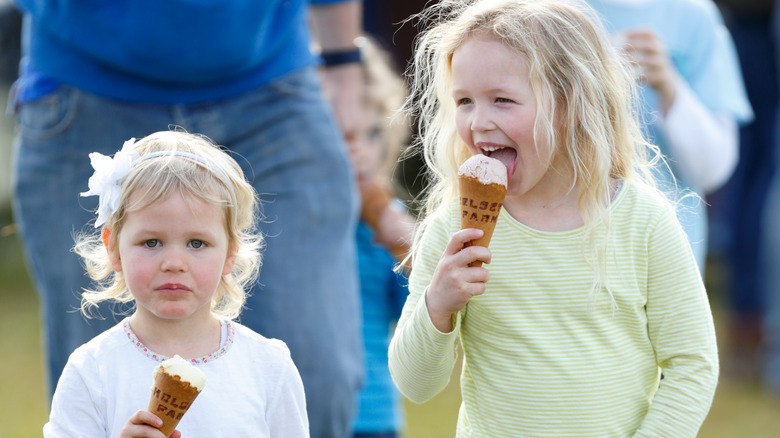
[148,368,202,437]
[459,174,507,267]
[360,180,393,231]
[360,180,410,264]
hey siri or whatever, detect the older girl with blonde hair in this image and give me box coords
[389,0,718,436]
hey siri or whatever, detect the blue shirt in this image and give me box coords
[13,0,350,104]
[353,221,408,433]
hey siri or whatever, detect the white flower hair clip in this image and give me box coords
[80,138,140,227]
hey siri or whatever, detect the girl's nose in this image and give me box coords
[161,247,188,272]
[471,106,496,132]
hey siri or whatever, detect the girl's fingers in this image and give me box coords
[447,228,495,265]
[463,263,490,284]
[445,228,484,256]
[131,410,163,428]
[465,244,492,267]
[119,410,167,438]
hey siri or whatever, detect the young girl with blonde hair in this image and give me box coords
[388,0,718,436]
[44,131,308,437]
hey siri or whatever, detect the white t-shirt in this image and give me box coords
[44,318,309,437]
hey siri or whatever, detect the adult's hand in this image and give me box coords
[621,28,678,113]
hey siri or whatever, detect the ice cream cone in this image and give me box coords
[360,180,393,231]
[457,155,508,268]
[147,355,205,437]
[360,180,411,263]
[459,174,506,267]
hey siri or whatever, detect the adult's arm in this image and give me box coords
[309,0,363,141]
[658,78,738,193]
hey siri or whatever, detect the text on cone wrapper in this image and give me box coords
[461,197,502,223]
[151,386,193,420]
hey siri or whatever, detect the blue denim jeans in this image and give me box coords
[12,66,362,437]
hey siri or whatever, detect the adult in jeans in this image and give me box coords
[9,1,363,437]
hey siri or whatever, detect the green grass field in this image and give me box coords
[2,223,780,437]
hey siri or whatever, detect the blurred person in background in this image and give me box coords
[761,0,780,398]
[0,0,20,85]
[347,35,415,438]
[586,0,753,274]
[708,0,778,381]
[362,0,438,201]
[8,1,364,436]
[763,107,780,397]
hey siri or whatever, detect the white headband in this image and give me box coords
[81,138,230,227]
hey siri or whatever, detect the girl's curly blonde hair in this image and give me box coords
[74,130,263,320]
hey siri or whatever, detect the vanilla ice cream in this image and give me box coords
[153,355,206,392]
[458,154,508,187]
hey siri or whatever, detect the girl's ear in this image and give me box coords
[102,227,122,272]
[222,244,238,277]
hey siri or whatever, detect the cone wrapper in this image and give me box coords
[148,369,202,437]
[459,174,507,267]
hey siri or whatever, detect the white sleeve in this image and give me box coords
[657,76,739,193]
[266,348,310,438]
[43,353,107,438]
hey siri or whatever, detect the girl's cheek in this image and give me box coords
[455,121,471,145]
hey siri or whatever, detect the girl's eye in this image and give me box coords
[456,97,472,106]
[496,97,514,103]
[144,240,160,248]
[368,127,383,141]
[190,240,205,249]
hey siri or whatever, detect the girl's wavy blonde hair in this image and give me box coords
[74,130,263,320]
[405,0,662,300]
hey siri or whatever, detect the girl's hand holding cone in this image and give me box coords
[424,154,509,332]
[118,409,181,438]
[425,228,491,333]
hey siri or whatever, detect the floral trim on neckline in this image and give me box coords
[122,318,234,364]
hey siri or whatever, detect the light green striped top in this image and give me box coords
[389,181,718,437]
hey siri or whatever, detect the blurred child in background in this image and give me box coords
[347,35,416,438]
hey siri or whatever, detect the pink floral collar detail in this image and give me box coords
[122,318,234,364]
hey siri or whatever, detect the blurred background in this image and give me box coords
[2,0,780,436]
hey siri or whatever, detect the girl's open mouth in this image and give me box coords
[482,147,517,182]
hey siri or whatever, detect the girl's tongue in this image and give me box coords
[487,148,517,182]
